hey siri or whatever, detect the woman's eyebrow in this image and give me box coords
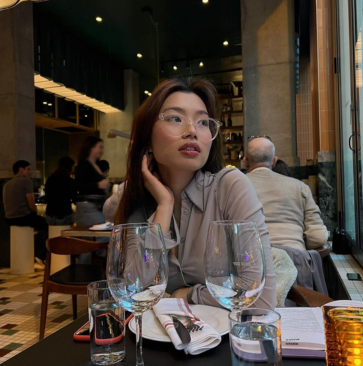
[162,107,208,115]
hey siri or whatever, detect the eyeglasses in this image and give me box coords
[247,135,272,141]
[159,112,222,142]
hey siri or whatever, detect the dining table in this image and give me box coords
[2,314,326,366]
[61,225,112,238]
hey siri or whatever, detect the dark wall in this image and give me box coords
[36,128,70,181]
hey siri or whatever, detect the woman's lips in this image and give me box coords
[178,143,201,157]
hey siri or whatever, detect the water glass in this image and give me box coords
[325,307,363,366]
[229,309,282,366]
[88,280,125,365]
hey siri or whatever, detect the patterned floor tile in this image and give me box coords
[0,267,88,364]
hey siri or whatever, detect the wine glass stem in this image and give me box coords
[135,314,144,366]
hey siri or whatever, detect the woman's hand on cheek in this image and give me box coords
[141,155,174,208]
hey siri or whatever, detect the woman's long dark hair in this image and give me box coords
[115,77,225,224]
[53,156,75,178]
[78,136,103,161]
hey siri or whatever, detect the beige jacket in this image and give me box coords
[247,168,328,251]
[103,168,277,310]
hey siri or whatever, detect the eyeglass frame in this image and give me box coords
[158,112,223,141]
[247,135,272,141]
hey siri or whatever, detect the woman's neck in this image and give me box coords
[158,165,195,199]
[88,156,97,165]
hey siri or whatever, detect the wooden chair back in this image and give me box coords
[46,236,109,255]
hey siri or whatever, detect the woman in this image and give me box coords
[104,77,276,309]
[74,136,109,227]
[45,156,76,225]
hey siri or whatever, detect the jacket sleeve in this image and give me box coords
[302,183,328,249]
[103,183,124,222]
[187,169,277,310]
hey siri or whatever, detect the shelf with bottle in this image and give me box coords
[221,125,243,132]
[221,110,243,116]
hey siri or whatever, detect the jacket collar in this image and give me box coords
[183,170,215,212]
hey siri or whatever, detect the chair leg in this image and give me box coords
[39,288,49,340]
[72,295,77,320]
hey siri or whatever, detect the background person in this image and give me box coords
[74,136,109,228]
[45,156,76,225]
[104,77,276,310]
[244,137,328,251]
[272,158,293,177]
[3,160,47,261]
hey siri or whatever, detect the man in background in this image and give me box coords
[244,137,328,251]
[3,160,47,261]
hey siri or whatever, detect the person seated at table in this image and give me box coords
[244,137,328,251]
[3,160,48,261]
[103,77,277,310]
[45,156,76,225]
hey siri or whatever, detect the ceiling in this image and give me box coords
[34,0,242,102]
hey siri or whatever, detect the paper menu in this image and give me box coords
[276,307,325,351]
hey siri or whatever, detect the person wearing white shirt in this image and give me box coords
[244,137,328,251]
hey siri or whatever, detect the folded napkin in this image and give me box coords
[90,222,113,230]
[153,298,221,355]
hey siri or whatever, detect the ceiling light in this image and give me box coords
[137,53,143,58]
[202,0,209,3]
[173,65,177,70]
[42,101,47,105]
[199,62,204,67]
[223,40,229,46]
[48,103,52,106]
[144,90,149,94]
[96,17,102,22]
[148,92,152,96]
[85,115,88,117]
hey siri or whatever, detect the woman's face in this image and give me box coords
[151,92,212,173]
[90,141,104,160]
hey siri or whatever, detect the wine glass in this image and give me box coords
[107,223,168,366]
[204,220,266,311]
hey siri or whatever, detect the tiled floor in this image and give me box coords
[0,266,87,364]
[330,253,363,301]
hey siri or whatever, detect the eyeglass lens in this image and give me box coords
[161,113,219,141]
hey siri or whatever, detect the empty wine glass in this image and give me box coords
[204,221,266,311]
[107,223,168,366]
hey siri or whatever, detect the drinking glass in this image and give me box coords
[107,223,168,366]
[229,309,282,366]
[87,280,125,365]
[204,221,266,311]
[325,307,363,366]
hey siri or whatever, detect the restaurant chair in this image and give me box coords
[316,242,331,259]
[286,284,333,307]
[39,236,108,340]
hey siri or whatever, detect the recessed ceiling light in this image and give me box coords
[48,103,52,106]
[96,17,102,22]
[202,0,209,3]
[43,101,47,105]
[148,92,152,96]
[173,65,177,70]
[144,90,149,94]
[223,40,229,46]
[137,53,143,58]
[199,62,204,67]
[85,115,88,117]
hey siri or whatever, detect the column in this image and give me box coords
[241,0,299,165]
[99,69,139,181]
[0,3,36,267]
[0,3,36,177]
